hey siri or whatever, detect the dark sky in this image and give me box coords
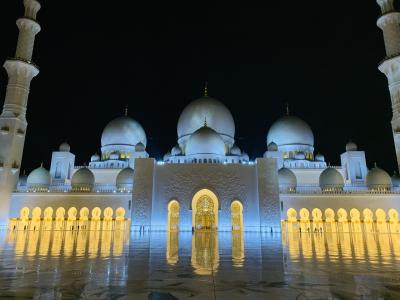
[0,1,396,173]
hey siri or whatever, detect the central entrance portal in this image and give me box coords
[192,189,219,231]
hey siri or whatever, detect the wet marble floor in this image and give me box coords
[0,230,400,299]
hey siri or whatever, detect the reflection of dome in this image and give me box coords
[91,153,100,162]
[186,127,226,156]
[278,168,297,192]
[177,97,235,145]
[267,142,278,151]
[315,153,325,162]
[135,142,145,152]
[346,141,358,151]
[71,167,94,192]
[366,166,391,191]
[267,115,314,147]
[101,116,147,147]
[319,168,344,191]
[27,165,51,191]
[59,142,70,152]
[171,145,182,156]
[116,167,134,191]
[230,145,241,156]
[392,172,400,188]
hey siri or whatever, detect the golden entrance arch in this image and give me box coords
[192,189,219,230]
[231,201,243,231]
[168,200,180,231]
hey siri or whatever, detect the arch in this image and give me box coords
[79,207,89,220]
[56,207,65,220]
[388,208,399,222]
[363,208,374,222]
[43,207,53,221]
[337,208,348,222]
[376,209,386,222]
[103,207,113,220]
[168,200,180,231]
[116,207,126,221]
[287,208,297,222]
[32,207,41,220]
[312,208,322,221]
[91,207,101,220]
[299,208,310,221]
[67,207,77,221]
[324,208,335,222]
[192,189,219,230]
[231,200,243,231]
[350,208,361,222]
[20,207,30,220]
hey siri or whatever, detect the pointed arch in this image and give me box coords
[231,200,243,231]
[192,189,219,230]
[168,200,180,231]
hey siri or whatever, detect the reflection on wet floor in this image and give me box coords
[0,230,400,299]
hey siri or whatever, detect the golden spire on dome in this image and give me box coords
[204,116,208,127]
[204,81,208,97]
[285,102,290,116]
[124,105,128,117]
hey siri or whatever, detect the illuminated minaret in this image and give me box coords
[0,0,41,226]
[377,0,400,170]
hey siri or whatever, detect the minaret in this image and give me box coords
[0,0,41,226]
[377,0,400,170]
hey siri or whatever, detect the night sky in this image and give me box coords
[0,1,396,174]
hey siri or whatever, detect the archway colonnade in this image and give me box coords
[285,207,400,233]
[10,206,128,231]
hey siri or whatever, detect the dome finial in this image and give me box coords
[124,105,128,117]
[285,102,290,116]
[204,116,208,127]
[204,81,208,97]
[374,162,378,168]
[40,162,43,167]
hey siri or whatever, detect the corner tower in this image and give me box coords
[0,0,41,226]
[377,0,400,170]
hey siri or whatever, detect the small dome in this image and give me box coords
[346,141,358,152]
[27,165,51,191]
[59,142,70,152]
[230,145,241,156]
[171,145,182,156]
[242,152,249,161]
[186,126,226,156]
[177,96,235,145]
[319,167,344,192]
[101,116,147,148]
[116,167,134,191]
[135,142,146,152]
[267,142,278,151]
[71,167,94,192]
[91,153,100,162]
[109,153,119,160]
[315,153,325,162]
[278,168,297,192]
[267,115,314,147]
[295,152,306,160]
[366,166,391,191]
[392,172,400,188]
[163,151,171,161]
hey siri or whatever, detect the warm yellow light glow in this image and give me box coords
[192,189,219,230]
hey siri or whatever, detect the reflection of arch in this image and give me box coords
[191,231,219,275]
[363,208,373,222]
[350,208,361,221]
[68,207,77,221]
[20,207,30,220]
[287,208,297,222]
[168,200,180,231]
[79,207,89,220]
[104,207,113,220]
[324,208,335,222]
[56,207,65,220]
[231,200,243,231]
[192,189,219,230]
[299,208,310,221]
[116,207,126,221]
[44,207,53,221]
[91,207,101,220]
[337,208,348,222]
[376,209,386,222]
[32,207,41,220]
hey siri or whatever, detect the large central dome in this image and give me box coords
[267,115,314,147]
[101,116,147,147]
[177,96,235,146]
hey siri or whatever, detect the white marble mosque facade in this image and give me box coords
[1,0,400,233]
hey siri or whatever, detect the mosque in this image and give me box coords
[1,0,400,234]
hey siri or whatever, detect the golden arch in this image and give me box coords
[20,207,30,220]
[231,200,243,231]
[44,207,53,221]
[91,207,101,220]
[79,207,89,220]
[287,208,297,222]
[350,208,361,222]
[192,189,219,230]
[299,208,310,221]
[104,207,113,220]
[324,208,335,222]
[116,207,126,221]
[376,209,386,222]
[55,207,65,220]
[32,207,41,220]
[363,208,373,222]
[388,208,399,221]
[337,208,348,222]
[168,200,180,231]
[312,208,322,221]
[67,207,77,221]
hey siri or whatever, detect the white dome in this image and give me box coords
[135,142,146,152]
[91,153,100,162]
[392,172,400,188]
[163,151,171,161]
[278,168,297,191]
[101,116,147,148]
[346,141,358,151]
[71,167,94,191]
[242,152,249,161]
[109,153,119,160]
[186,126,226,156]
[59,142,70,152]
[267,142,278,151]
[27,165,51,190]
[366,166,391,191]
[319,168,344,191]
[267,115,314,147]
[116,167,134,190]
[177,96,235,145]
[230,145,241,156]
[171,145,182,156]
